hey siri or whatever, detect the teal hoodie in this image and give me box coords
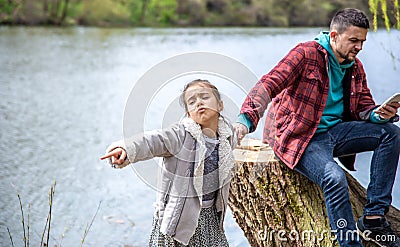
[315,32,387,128]
[314,32,354,133]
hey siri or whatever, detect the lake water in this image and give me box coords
[0,26,399,247]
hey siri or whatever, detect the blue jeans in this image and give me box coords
[294,121,400,247]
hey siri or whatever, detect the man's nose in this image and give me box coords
[355,41,363,50]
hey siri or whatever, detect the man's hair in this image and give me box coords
[330,8,370,33]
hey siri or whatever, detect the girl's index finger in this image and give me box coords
[99,153,112,160]
[100,149,120,160]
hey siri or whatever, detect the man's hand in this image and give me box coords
[374,102,400,119]
[233,123,248,146]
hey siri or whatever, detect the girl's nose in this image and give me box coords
[196,99,204,107]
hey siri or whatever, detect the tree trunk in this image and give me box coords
[140,0,149,24]
[59,0,69,25]
[50,0,60,21]
[229,139,400,247]
[43,0,48,17]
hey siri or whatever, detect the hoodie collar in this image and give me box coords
[315,31,354,69]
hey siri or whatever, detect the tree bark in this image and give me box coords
[229,139,400,247]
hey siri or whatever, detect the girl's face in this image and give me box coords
[184,85,223,129]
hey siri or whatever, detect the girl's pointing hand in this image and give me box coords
[100,147,127,168]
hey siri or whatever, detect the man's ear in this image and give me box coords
[330,30,338,42]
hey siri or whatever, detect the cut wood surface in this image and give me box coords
[229,139,400,247]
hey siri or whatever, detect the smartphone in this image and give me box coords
[381,93,400,106]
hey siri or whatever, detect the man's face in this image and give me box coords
[330,25,368,63]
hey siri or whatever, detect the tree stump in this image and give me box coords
[229,139,400,247]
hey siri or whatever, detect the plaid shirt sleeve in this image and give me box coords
[240,43,307,131]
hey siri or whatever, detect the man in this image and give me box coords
[235,8,400,247]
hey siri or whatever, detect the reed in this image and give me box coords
[80,201,102,247]
[8,180,102,247]
[7,227,15,247]
[40,180,56,247]
[17,193,27,247]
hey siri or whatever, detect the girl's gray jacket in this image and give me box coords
[108,117,236,245]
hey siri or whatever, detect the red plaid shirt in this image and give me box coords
[240,41,376,169]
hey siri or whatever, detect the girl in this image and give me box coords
[100,79,236,246]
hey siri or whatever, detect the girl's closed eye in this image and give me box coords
[201,95,210,100]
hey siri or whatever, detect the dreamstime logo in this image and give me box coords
[256,219,362,243]
[336,219,348,229]
[122,52,272,197]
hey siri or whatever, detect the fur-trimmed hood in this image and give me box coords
[181,116,235,205]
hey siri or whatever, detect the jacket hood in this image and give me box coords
[315,31,354,69]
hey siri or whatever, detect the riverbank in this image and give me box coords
[1,0,398,29]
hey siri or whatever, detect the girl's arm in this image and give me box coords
[100,123,184,168]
